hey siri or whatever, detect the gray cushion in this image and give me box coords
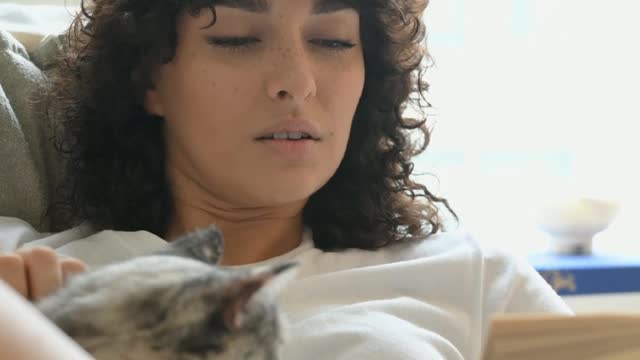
[0,30,67,231]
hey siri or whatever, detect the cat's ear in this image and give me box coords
[154,225,224,264]
[222,261,299,331]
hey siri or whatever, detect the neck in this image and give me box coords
[166,199,306,266]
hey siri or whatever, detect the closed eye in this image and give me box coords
[206,36,356,53]
[309,39,356,50]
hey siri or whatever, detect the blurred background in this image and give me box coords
[413,0,640,257]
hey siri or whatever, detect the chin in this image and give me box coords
[249,186,315,207]
[246,167,335,205]
[262,193,312,207]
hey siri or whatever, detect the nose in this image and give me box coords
[266,43,317,104]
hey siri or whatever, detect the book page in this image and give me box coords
[483,313,640,360]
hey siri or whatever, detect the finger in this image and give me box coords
[20,247,63,301]
[0,254,29,297]
[61,258,88,281]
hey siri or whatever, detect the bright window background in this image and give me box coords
[2,0,639,256]
[414,0,640,256]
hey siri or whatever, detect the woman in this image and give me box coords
[0,0,573,358]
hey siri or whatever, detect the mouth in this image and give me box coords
[255,135,319,161]
[255,132,320,141]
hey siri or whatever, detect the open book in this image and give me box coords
[482,313,640,360]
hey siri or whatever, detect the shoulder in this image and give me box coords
[401,229,572,311]
[299,228,519,280]
[370,229,509,269]
[387,229,553,285]
[304,228,572,314]
[368,229,573,349]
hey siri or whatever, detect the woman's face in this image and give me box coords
[145,0,364,208]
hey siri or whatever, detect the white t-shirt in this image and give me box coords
[0,216,573,360]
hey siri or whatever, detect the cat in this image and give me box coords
[36,225,299,360]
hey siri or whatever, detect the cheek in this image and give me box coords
[166,64,252,135]
[177,66,241,112]
[323,65,365,138]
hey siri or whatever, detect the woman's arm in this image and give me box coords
[0,281,94,359]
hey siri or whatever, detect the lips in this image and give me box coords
[257,136,317,161]
[255,119,322,141]
[257,132,315,140]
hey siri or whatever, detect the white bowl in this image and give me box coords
[535,197,620,254]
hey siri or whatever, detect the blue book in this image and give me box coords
[528,252,640,296]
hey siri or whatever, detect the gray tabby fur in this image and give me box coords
[36,225,298,360]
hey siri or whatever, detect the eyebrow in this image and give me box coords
[214,0,356,14]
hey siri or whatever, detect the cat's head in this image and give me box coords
[37,225,298,360]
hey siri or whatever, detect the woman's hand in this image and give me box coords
[0,247,88,301]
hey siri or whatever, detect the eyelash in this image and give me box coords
[206,36,356,53]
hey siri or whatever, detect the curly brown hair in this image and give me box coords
[47,0,458,250]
